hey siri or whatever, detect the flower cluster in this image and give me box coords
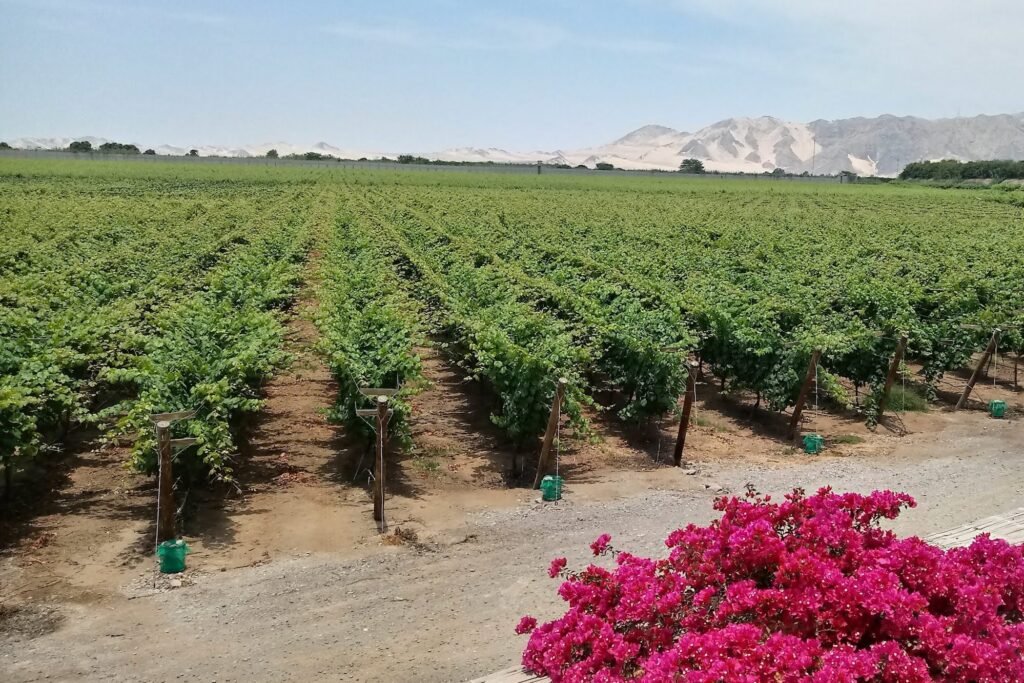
[518,488,1024,682]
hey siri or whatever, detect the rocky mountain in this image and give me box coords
[8,113,1024,176]
[549,113,1024,176]
[551,117,818,174]
[805,113,1024,176]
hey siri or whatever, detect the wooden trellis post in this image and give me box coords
[150,410,197,544]
[356,388,396,529]
[156,421,174,543]
[788,349,822,440]
[374,396,389,523]
[673,361,700,467]
[877,334,909,419]
[956,329,1001,410]
[533,378,568,489]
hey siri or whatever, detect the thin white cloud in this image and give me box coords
[473,15,572,51]
[320,15,678,55]
[323,21,422,47]
[600,38,676,54]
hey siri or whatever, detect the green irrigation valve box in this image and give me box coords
[803,434,825,455]
[540,475,563,502]
[157,539,189,574]
[990,400,1007,419]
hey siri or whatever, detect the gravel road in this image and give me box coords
[3,414,1022,683]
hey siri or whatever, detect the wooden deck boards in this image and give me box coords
[472,508,1024,682]
[924,507,1024,549]
[468,665,548,683]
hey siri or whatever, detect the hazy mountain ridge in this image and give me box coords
[9,112,1024,176]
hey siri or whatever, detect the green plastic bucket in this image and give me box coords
[540,475,563,502]
[990,400,1007,418]
[157,539,189,574]
[802,434,825,455]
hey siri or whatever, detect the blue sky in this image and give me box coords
[2,0,1023,151]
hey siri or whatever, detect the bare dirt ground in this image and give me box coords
[2,340,1022,681]
[0,442,153,607]
[3,411,1022,683]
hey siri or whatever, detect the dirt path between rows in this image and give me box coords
[183,278,370,570]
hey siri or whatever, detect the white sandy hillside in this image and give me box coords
[613,124,690,148]
[676,116,815,173]
[847,154,878,176]
[429,147,554,164]
[554,118,819,173]
[10,136,111,150]
[304,141,383,159]
[554,125,690,170]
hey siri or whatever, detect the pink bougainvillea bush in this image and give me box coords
[517,488,1024,682]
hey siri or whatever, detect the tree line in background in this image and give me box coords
[0,141,830,176]
[8,142,1019,181]
[63,140,201,156]
[900,159,1024,181]
[68,140,143,154]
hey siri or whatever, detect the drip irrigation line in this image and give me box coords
[154,454,163,554]
[994,338,999,387]
[555,394,561,477]
[814,359,820,413]
[901,361,907,414]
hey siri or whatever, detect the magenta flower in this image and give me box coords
[590,533,612,556]
[548,557,568,578]
[514,615,537,635]
[517,488,1024,682]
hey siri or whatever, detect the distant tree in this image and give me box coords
[0,141,11,150]
[98,142,140,154]
[143,149,156,155]
[397,154,431,164]
[266,149,279,158]
[595,162,616,171]
[799,170,810,177]
[187,149,199,157]
[69,140,93,153]
[900,159,1024,181]
[358,157,368,162]
[679,158,705,174]
[282,151,340,161]
[575,164,588,170]
[771,167,786,177]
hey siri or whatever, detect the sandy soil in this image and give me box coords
[2,316,1022,681]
